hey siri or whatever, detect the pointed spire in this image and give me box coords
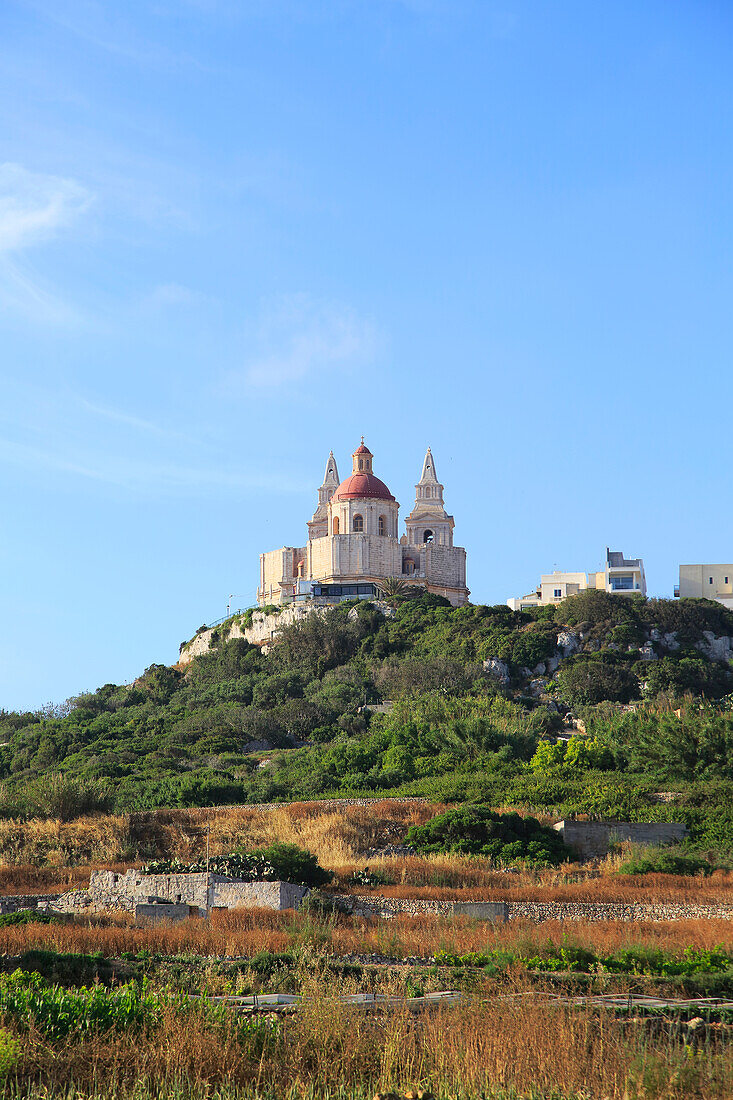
[419,447,439,484]
[308,450,340,539]
[322,450,339,488]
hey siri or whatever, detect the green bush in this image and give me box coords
[0,1030,20,1079]
[0,910,60,927]
[556,658,639,706]
[145,843,331,887]
[406,805,568,866]
[616,848,713,877]
[22,774,112,821]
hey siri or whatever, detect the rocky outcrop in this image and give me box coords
[483,658,510,685]
[556,631,580,656]
[696,632,733,662]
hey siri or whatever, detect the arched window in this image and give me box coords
[353,514,364,532]
[358,459,363,470]
[405,559,415,575]
[378,515,386,536]
[423,529,434,544]
[332,516,339,535]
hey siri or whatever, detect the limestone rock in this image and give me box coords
[533,661,546,676]
[696,631,733,661]
[638,642,658,662]
[529,678,548,696]
[483,658,510,685]
[557,631,580,656]
[545,655,560,674]
[662,631,680,651]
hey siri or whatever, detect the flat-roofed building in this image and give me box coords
[508,547,646,611]
[675,564,733,609]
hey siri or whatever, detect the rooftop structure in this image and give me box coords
[507,547,646,611]
[675,564,733,609]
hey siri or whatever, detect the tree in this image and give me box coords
[406,806,567,866]
[557,658,639,706]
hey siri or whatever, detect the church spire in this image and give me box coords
[419,447,439,484]
[404,447,454,547]
[308,450,340,540]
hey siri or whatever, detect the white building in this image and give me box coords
[507,548,646,611]
[675,565,733,610]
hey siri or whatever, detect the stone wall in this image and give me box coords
[70,871,308,916]
[0,894,59,915]
[554,820,688,860]
[340,894,733,923]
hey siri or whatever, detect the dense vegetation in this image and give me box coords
[405,806,567,865]
[2,590,733,846]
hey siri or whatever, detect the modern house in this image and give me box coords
[507,548,646,611]
[675,565,733,609]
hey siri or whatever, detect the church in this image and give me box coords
[257,442,469,608]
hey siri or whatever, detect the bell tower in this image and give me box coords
[307,451,340,540]
[404,447,455,547]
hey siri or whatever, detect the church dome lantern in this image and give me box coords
[332,439,396,502]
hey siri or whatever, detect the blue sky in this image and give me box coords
[1,0,731,710]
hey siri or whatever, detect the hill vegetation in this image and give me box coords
[2,590,733,848]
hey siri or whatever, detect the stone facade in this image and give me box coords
[62,870,308,917]
[554,820,688,860]
[258,442,469,608]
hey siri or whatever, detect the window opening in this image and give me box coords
[353,514,364,532]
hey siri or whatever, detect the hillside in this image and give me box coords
[2,590,733,847]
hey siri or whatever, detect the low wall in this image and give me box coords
[554,821,688,860]
[0,894,59,915]
[342,896,508,922]
[340,894,733,924]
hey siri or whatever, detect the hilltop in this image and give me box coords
[1,590,733,847]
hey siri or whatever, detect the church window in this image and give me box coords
[359,459,363,470]
[405,560,415,575]
[378,515,386,536]
[423,529,434,544]
[353,514,364,532]
[333,517,339,535]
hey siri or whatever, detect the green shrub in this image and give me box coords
[0,1030,20,1079]
[616,848,713,876]
[0,910,60,927]
[144,843,331,887]
[406,805,568,866]
[556,658,639,706]
[22,774,112,821]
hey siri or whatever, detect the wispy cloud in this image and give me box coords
[0,162,92,324]
[80,398,193,441]
[140,283,201,310]
[0,162,92,253]
[230,294,379,390]
[0,434,308,494]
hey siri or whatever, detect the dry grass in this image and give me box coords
[4,909,733,960]
[4,799,733,908]
[334,852,733,904]
[0,800,441,885]
[10,973,733,1099]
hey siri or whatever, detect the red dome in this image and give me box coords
[333,472,395,502]
[353,443,372,455]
